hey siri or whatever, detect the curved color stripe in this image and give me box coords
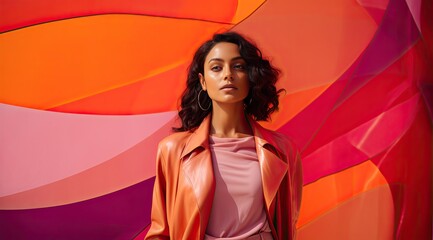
[0,103,175,197]
[297,160,388,227]
[0,178,155,239]
[297,185,394,239]
[0,0,264,32]
[0,14,230,110]
[49,63,189,114]
[336,0,419,105]
[0,116,175,209]
[302,47,418,157]
[302,94,419,184]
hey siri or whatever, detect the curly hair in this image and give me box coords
[173,31,283,132]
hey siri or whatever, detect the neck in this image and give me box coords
[210,101,252,138]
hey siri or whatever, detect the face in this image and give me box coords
[199,42,249,106]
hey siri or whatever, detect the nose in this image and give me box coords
[224,67,233,80]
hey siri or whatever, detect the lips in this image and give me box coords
[220,84,237,90]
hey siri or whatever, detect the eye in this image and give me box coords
[211,65,222,71]
[233,64,246,70]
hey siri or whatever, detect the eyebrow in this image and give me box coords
[208,56,244,63]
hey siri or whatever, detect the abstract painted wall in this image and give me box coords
[1,0,432,239]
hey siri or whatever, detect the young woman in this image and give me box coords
[145,32,303,240]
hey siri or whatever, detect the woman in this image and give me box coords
[145,32,302,240]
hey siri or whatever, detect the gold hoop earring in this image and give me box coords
[198,89,211,111]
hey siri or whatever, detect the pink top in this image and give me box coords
[204,136,270,240]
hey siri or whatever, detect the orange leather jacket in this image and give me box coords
[145,115,303,240]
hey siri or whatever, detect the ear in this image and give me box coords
[199,73,207,91]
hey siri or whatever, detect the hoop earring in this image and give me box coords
[198,89,211,111]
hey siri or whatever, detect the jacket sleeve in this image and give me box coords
[144,144,170,240]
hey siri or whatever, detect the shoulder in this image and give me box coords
[158,130,193,152]
[155,131,194,172]
[258,125,299,160]
[255,122,297,148]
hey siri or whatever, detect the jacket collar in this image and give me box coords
[180,114,289,236]
[181,114,287,158]
[180,114,212,159]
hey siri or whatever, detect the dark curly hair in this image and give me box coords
[173,31,283,132]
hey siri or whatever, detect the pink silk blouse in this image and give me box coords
[204,136,271,240]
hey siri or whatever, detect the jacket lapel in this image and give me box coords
[180,115,215,239]
[250,119,289,212]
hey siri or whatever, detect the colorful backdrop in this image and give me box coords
[1,0,432,239]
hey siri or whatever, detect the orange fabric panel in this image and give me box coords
[298,185,394,239]
[297,160,388,227]
[0,14,230,109]
[0,0,239,32]
[49,63,188,114]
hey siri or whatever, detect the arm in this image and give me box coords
[144,145,170,240]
